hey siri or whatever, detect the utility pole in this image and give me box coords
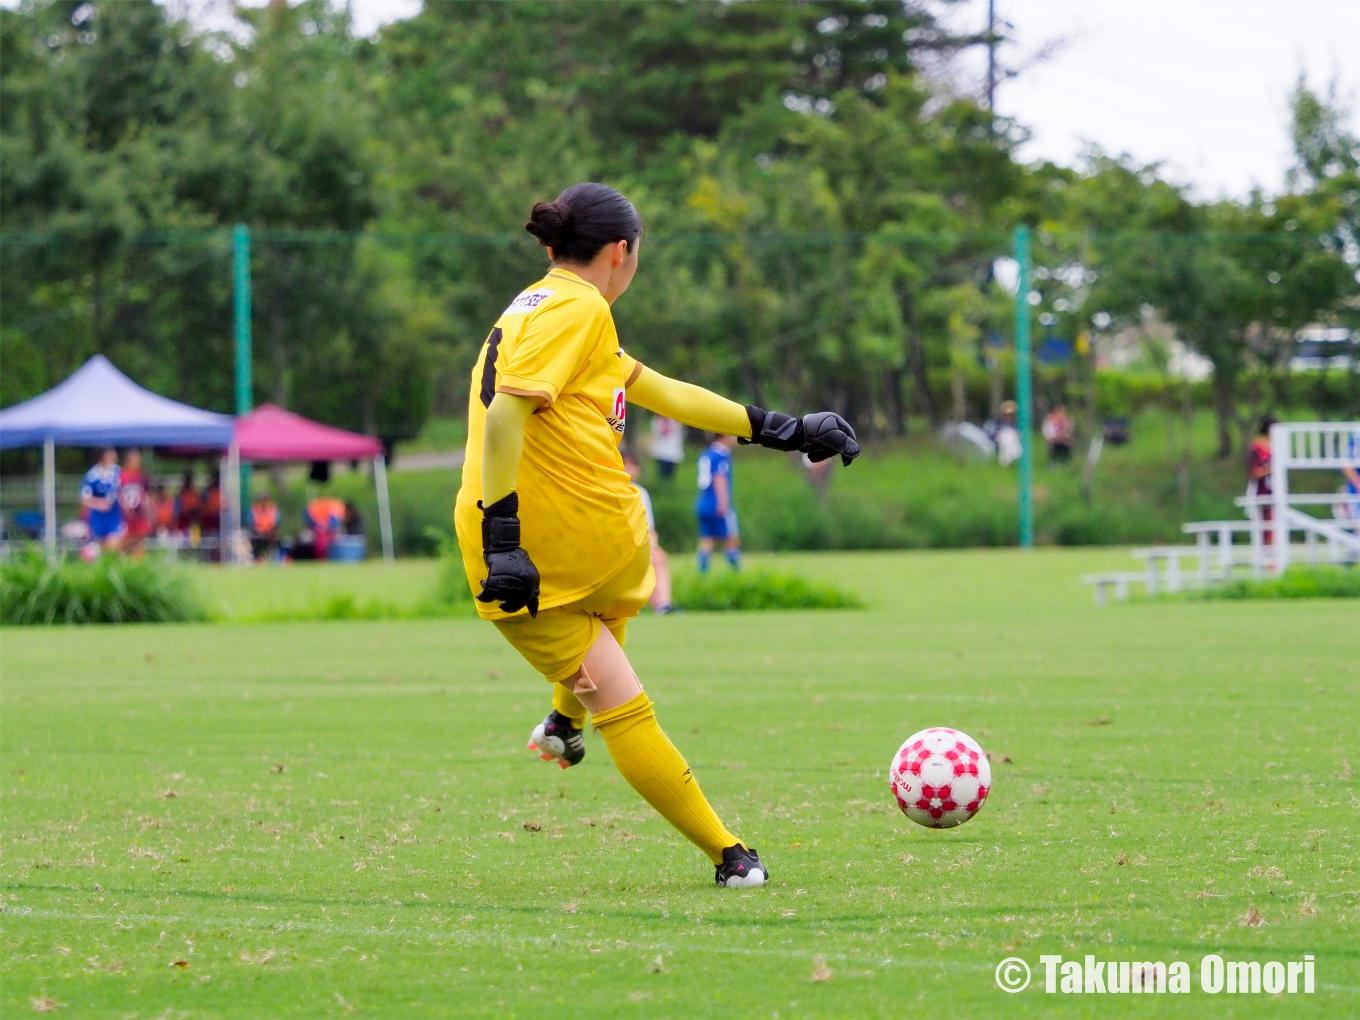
[986,0,997,119]
[1014,225,1034,549]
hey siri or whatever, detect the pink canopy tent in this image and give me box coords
[233,404,393,561]
[236,404,382,461]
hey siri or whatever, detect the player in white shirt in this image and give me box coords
[622,449,672,613]
[649,414,685,481]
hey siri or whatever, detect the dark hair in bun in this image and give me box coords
[525,182,642,265]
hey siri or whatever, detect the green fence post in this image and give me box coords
[1014,225,1034,549]
[232,224,253,530]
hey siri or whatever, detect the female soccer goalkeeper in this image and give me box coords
[455,182,860,887]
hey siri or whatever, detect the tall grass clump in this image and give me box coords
[243,531,476,623]
[429,528,475,608]
[1,550,208,625]
[672,568,862,612]
[1197,565,1360,601]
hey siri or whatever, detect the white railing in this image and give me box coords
[1083,513,1357,605]
[1080,421,1357,604]
[1275,423,1360,467]
[1270,422,1360,572]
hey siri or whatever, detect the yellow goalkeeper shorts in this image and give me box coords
[492,539,655,683]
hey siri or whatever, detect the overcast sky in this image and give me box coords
[8,0,1357,199]
[945,0,1360,199]
[253,0,1360,199]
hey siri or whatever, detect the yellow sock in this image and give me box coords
[591,692,738,865]
[552,683,588,729]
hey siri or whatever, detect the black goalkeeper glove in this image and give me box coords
[476,492,540,617]
[741,406,862,466]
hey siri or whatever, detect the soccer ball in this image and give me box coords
[889,727,991,828]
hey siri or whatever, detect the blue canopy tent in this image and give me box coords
[0,355,235,558]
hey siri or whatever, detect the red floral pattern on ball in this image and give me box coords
[914,783,957,820]
[965,784,990,813]
[899,739,930,776]
[945,741,981,777]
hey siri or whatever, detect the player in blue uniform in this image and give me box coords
[695,434,740,572]
[1344,432,1360,498]
[81,448,124,549]
[1342,431,1360,539]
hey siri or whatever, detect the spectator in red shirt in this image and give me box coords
[119,448,152,554]
[1247,415,1277,545]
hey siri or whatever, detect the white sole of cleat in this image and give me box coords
[528,726,571,767]
[720,869,767,888]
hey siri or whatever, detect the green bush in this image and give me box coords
[428,528,475,607]
[242,531,476,623]
[1,550,208,625]
[919,365,1357,423]
[1196,565,1360,601]
[244,592,476,623]
[671,568,862,612]
[646,418,1246,553]
[285,404,1335,556]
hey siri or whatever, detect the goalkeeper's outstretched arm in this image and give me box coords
[626,365,752,438]
[626,364,862,466]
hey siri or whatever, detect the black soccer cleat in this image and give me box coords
[527,710,585,769]
[714,844,768,888]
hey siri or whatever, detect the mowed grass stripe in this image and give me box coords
[3,549,1357,1019]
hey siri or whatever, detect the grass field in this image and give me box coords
[2,549,1357,1018]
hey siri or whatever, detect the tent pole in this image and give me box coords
[218,454,230,563]
[43,437,57,563]
[373,454,394,563]
[233,224,253,515]
[228,442,243,564]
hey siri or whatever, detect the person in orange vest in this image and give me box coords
[251,488,282,561]
[306,495,345,559]
[151,482,176,536]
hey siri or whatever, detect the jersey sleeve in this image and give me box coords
[498,294,606,406]
[623,364,750,437]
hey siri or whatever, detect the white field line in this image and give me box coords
[10,905,988,971]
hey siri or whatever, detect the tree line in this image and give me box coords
[2,0,1357,460]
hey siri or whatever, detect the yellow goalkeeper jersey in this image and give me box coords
[455,267,649,618]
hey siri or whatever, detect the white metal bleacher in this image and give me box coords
[1083,422,1359,605]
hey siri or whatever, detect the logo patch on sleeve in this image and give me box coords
[607,387,627,433]
[502,288,554,315]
